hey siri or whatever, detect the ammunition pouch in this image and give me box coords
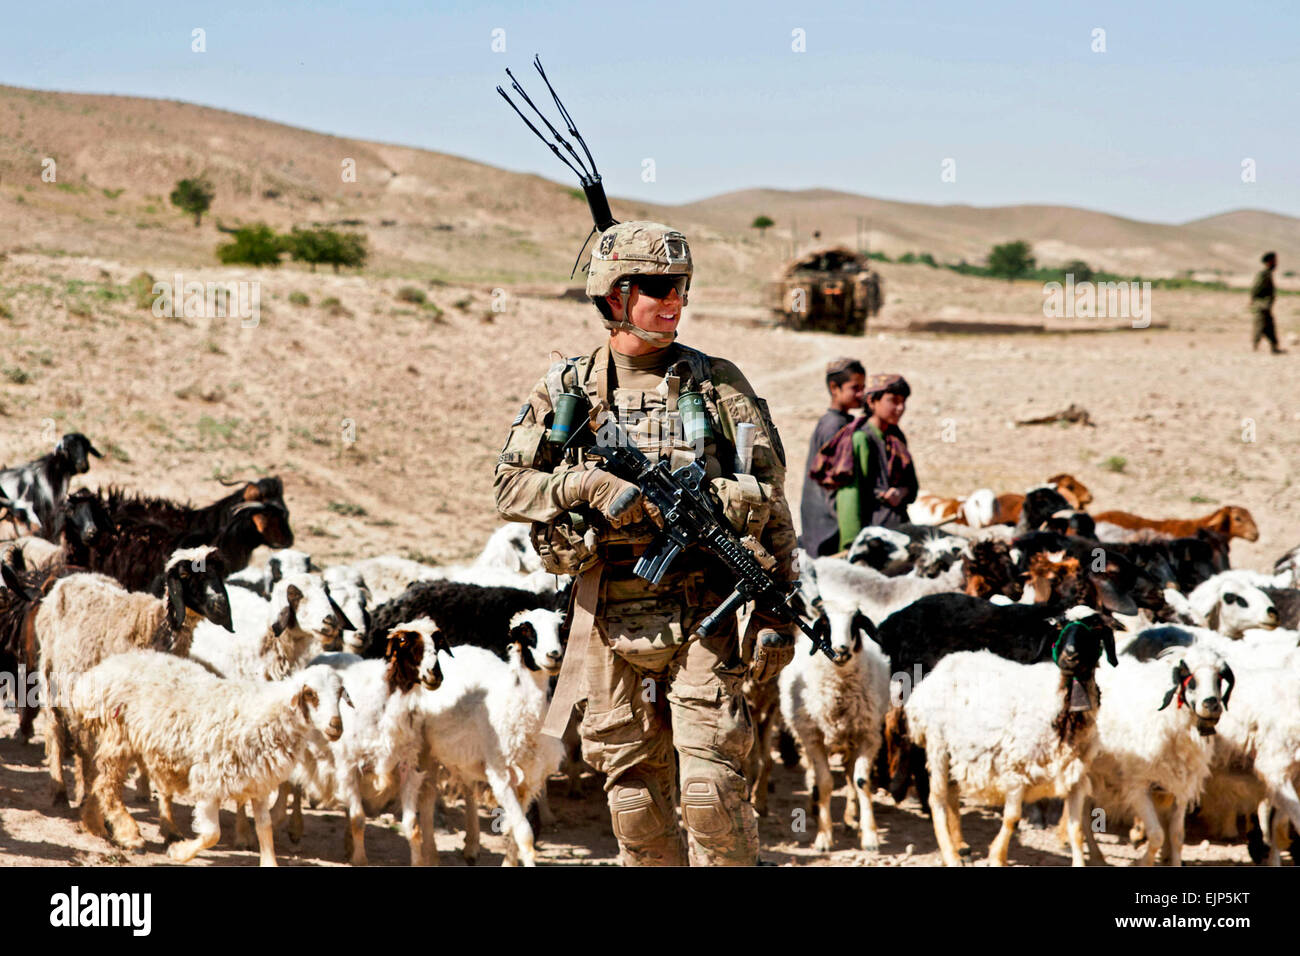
[530,512,599,576]
[710,474,772,538]
[604,596,687,669]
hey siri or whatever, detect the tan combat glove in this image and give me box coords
[557,469,646,529]
[748,628,795,684]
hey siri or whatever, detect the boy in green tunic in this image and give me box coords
[835,373,919,545]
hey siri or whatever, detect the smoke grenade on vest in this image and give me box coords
[548,390,586,446]
[677,391,713,446]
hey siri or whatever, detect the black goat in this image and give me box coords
[0,491,119,742]
[103,477,292,571]
[361,579,563,660]
[1014,486,1072,534]
[877,594,1122,807]
[0,433,102,537]
[0,556,43,742]
[1262,587,1300,629]
[81,479,292,595]
[1011,530,1167,614]
[1166,530,1231,592]
[879,594,1121,678]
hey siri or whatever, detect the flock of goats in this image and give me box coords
[1,432,1299,867]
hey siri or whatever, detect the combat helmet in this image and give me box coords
[497,58,693,345]
[586,221,692,344]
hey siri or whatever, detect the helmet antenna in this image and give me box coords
[496,57,618,243]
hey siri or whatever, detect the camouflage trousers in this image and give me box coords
[1253,308,1279,349]
[579,572,758,866]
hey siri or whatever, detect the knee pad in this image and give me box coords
[681,777,734,839]
[608,782,670,846]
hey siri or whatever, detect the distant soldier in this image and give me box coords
[798,358,865,556]
[1250,251,1285,354]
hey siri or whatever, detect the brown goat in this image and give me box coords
[1023,552,1083,604]
[995,474,1092,526]
[1047,474,1093,509]
[961,539,1022,600]
[1092,506,1259,543]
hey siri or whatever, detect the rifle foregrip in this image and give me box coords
[695,587,748,638]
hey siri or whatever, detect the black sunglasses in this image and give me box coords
[630,275,689,299]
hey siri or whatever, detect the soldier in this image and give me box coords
[494,221,799,866]
[1251,251,1285,354]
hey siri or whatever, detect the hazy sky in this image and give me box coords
[3,0,1297,223]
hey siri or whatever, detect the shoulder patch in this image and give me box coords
[512,403,530,427]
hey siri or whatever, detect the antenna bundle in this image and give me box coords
[497,56,617,275]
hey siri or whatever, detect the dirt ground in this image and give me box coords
[0,707,1264,868]
[1,251,1296,866]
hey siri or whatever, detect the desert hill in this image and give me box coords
[3,85,1297,289]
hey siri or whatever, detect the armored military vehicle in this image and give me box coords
[766,247,883,334]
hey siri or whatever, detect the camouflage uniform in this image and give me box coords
[493,226,797,866]
[1250,265,1279,351]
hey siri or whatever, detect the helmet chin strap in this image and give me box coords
[603,283,678,346]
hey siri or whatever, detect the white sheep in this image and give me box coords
[336,553,560,605]
[321,565,373,653]
[508,606,566,677]
[71,651,346,865]
[339,554,444,604]
[292,618,445,866]
[1183,572,1280,637]
[961,489,999,528]
[417,640,563,866]
[36,546,234,805]
[1205,645,1300,865]
[1083,644,1233,866]
[190,574,357,848]
[903,614,1116,867]
[225,548,316,597]
[811,554,962,625]
[473,522,542,574]
[190,579,326,683]
[1123,623,1300,865]
[778,600,889,852]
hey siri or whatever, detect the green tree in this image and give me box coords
[283,227,327,271]
[1064,259,1094,283]
[216,224,283,267]
[332,232,369,273]
[170,177,215,227]
[283,227,369,273]
[986,240,1035,281]
[751,215,775,234]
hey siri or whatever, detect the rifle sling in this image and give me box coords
[541,559,604,739]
